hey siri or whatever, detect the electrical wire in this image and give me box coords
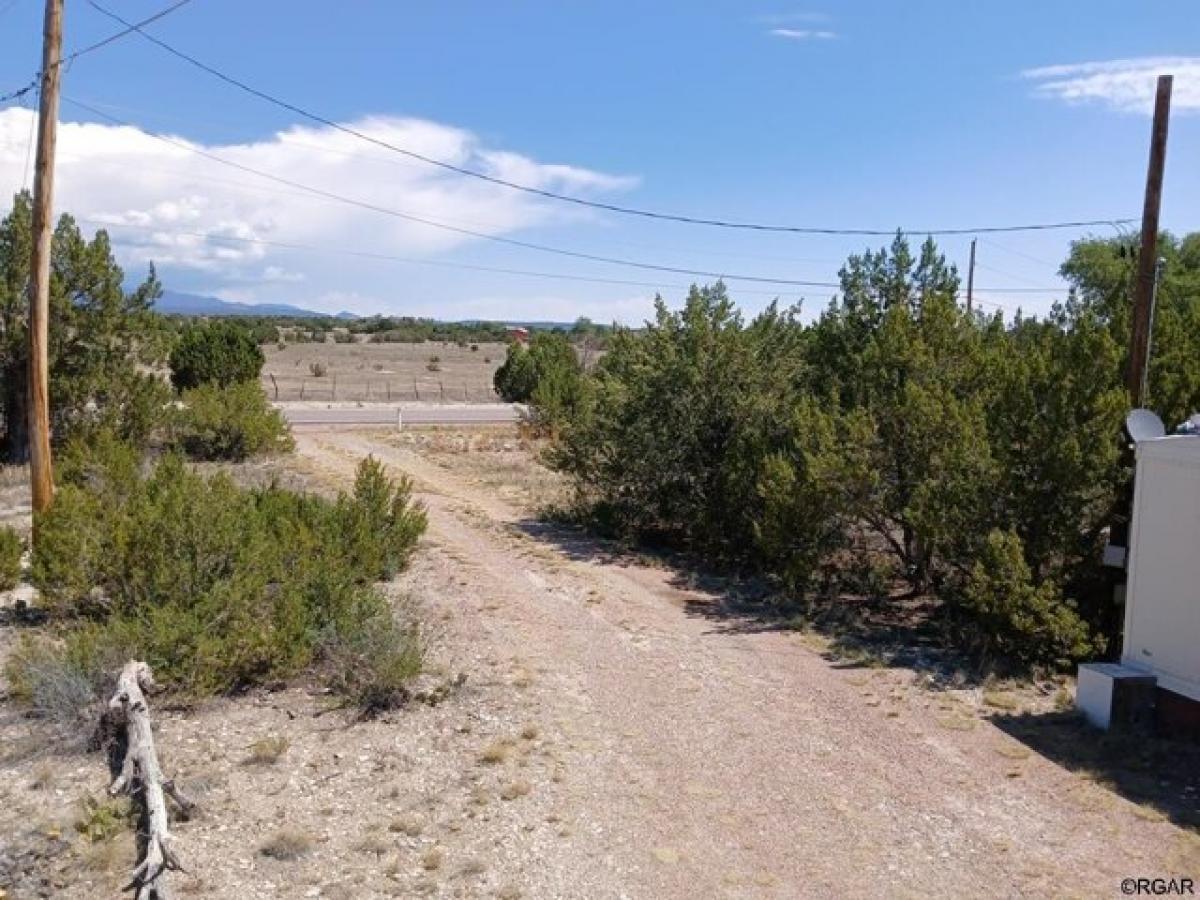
[973,260,1059,289]
[977,237,1061,270]
[58,93,852,265]
[0,0,192,104]
[82,217,815,298]
[86,0,1137,239]
[63,97,843,288]
[21,89,37,189]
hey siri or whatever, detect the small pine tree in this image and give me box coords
[169,321,265,392]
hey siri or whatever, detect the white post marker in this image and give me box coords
[397,408,403,431]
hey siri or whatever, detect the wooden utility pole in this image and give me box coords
[965,238,976,314]
[27,0,64,517]
[1127,74,1173,408]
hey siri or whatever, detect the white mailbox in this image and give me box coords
[1122,434,1200,702]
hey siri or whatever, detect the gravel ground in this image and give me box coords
[2,433,1198,899]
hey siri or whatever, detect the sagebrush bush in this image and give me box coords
[169,321,264,392]
[173,381,294,461]
[0,524,22,590]
[320,603,423,716]
[21,443,425,703]
[4,633,108,731]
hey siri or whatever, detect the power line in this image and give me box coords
[57,94,853,264]
[0,0,192,104]
[63,97,844,288]
[86,0,1136,239]
[977,237,1062,269]
[973,260,1059,289]
[21,88,37,189]
[85,216,1065,309]
[82,217,814,298]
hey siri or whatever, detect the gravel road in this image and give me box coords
[293,429,1197,899]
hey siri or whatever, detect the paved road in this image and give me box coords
[280,404,521,426]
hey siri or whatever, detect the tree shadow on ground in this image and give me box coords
[514,514,980,690]
[517,513,1200,833]
[990,710,1200,831]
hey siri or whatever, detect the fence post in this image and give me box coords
[300,379,305,400]
[269,372,279,400]
[332,375,337,400]
[439,381,445,404]
[396,408,402,431]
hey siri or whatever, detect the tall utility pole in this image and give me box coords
[27,0,64,516]
[965,238,976,314]
[1127,74,1173,409]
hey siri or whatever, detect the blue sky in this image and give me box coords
[0,1,1197,321]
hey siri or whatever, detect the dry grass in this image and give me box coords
[381,426,569,515]
[260,827,315,861]
[30,760,54,791]
[244,736,289,765]
[994,744,1032,761]
[520,724,540,741]
[499,779,532,801]
[81,831,133,874]
[352,833,391,857]
[421,846,444,871]
[935,714,978,732]
[982,690,1021,712]
[479,738,516,765]
[457,857,487,878]
[388,814,424,837]
[262,341,507,402]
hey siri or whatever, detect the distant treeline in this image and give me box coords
[160,314,615,347]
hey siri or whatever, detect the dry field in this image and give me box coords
[3,428,1200,899]
[261,341,509,403]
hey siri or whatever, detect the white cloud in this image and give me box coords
[1022,57,1200,114]
[0,108,637,311]
[769,27,836,40]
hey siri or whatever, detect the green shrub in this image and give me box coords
[174,381,294,461]
[493,334,581,412]
[546,236,1142,671]
[169,321,265,392]
[24,446,426,702]
[331,456,427,581]
[952,530,1098,670]
[0,524,22,590]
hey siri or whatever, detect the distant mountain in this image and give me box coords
[155,290,352,318]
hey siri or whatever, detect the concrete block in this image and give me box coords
[1076,662,1157,732]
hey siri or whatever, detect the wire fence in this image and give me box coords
[264,374,500,403]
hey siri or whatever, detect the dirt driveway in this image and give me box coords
[293,428,1199,899]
